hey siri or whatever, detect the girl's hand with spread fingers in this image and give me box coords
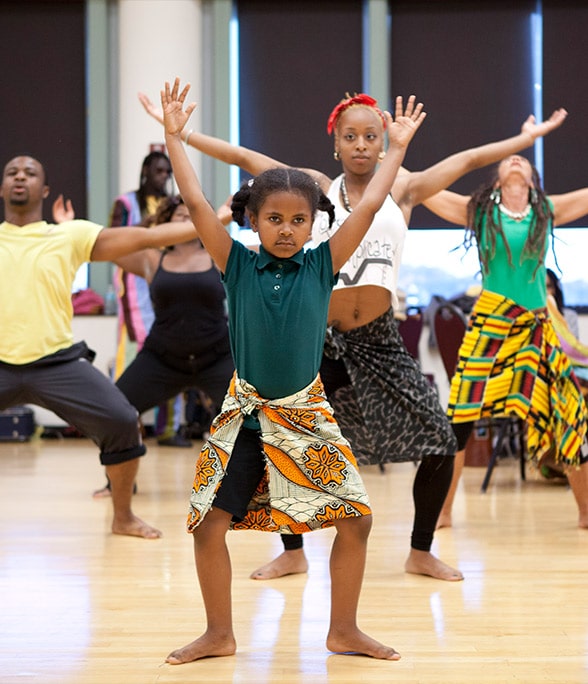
[161,77,197,139]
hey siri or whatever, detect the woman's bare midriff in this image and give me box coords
[327,285,392,332]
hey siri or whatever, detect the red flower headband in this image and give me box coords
[326,93,387,135]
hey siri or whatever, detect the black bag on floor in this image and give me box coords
[0,406,35,442]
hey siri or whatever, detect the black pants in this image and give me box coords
[116,345,234,416]
[213,427,266,521]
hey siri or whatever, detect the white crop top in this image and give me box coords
[312,174,407,308]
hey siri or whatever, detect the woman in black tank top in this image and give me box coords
[95,196,235,495]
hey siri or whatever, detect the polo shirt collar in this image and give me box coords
[257,244,305,270]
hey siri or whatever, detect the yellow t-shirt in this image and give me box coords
[0,220,102,364]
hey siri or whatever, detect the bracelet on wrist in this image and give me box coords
[184,129,193,145]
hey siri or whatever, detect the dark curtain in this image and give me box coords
[388,0,536,227]
[543,1,588,226]
[0,1,86,221]
[237,0,363,181]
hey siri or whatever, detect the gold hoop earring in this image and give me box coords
[333,151,340,161]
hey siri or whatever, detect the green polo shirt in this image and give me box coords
[222,240,336,400]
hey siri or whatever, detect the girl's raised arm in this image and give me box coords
[161,78,233,272]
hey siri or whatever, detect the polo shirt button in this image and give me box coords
[275,273,282,279]
[274,284,280,291]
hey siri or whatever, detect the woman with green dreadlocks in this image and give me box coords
[424,154,588,529]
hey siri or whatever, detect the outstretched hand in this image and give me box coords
[522,108,567,140]
[385,95,427,150]
[138,91,164,126]
[52,194,74,223]
[161,78,197,138]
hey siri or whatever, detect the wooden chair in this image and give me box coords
[397,309,436,388]
[432,303,467,381]
[397,310,423,360]
[433,303,526,492]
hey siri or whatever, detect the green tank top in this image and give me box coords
[479,206,549,311]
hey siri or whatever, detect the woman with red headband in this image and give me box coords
[139,90,566,582]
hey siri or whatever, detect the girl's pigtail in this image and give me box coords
[317,193,336,228]
[230,186,250,227]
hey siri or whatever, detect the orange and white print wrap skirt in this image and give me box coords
[187,373,372,534]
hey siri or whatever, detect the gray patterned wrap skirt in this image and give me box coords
[323,309,457,467]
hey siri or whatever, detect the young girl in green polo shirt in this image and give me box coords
[160,77,425,665]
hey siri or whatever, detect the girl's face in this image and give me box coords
[171,203,191,222]
[249,191,313,259]
[334,107,385,176]
[497,155,533,187]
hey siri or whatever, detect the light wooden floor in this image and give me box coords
[1,436,587,684]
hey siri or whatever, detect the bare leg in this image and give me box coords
[250,548,309,580]
[107,459,161,539]
[166,508,237,664]
[436,449,464,529]
[564,462,588,528]
[326,515,400,660]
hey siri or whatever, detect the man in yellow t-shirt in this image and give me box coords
[0,155,197,540]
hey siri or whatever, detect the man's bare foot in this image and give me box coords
[166,631,237,664]
[404,549,463,581]
[250,549,309,580]
[435,512,452,529]
[326,627,400,660]
[111,514,162,539]
[579,515,588,529]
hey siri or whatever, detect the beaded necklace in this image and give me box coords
[499,203,531,221]
[340,176,353,213]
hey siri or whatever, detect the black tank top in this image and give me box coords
[145,253,228,359]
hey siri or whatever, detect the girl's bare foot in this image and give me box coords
[250,549,309,580]
[326,627,400,660]
[111,514,162,539]
[404,549,463,581]
[166,631,237,664]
